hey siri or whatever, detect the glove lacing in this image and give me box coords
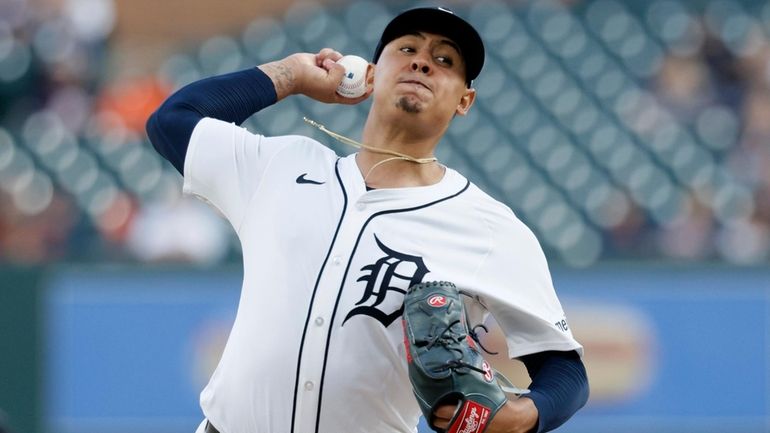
[423,316,496,375]
[468,323,499,355]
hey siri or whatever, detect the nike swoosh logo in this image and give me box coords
[296,173,325,185]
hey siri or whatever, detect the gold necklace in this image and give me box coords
[303,117,438,182]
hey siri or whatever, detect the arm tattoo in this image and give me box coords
[259,61,295,101]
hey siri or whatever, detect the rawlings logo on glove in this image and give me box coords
[453,402,489,433]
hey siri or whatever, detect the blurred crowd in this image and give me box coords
[0,0,768,266]
[611,2,770,264]
[657,55,770,263]
[0,0,231,264]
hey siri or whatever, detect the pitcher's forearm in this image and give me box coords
[258,59,298,102]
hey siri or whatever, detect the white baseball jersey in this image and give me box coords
[184,117,582,433]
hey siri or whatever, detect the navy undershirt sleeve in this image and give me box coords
[145,67,278,174]
[519,350,589,433]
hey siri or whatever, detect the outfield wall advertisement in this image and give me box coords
[41,265,769,433]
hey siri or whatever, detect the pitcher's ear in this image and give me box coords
[455,87,476,116]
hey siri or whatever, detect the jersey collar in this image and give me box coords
[338,152,468,205]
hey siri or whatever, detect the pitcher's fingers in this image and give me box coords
[316,48,343,67]
[434,405,457,419]
[432,418,450,430]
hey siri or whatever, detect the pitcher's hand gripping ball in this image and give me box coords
[402,281,508,433]
[335,55,369,98]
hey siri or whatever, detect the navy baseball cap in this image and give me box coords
[372,7,485,87]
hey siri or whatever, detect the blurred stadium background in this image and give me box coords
[0,0,768,432]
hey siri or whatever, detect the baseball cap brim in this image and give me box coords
[372,7,485,86]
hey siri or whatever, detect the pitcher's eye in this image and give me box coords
[436,56,454,66]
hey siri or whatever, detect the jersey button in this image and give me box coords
[332,256,342,265]
[356,202,366,211]
[315,317,324,326]
[304,381,314,391]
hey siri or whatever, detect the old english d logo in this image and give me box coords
[342,234,429,327]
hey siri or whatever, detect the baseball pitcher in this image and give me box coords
[147,7,588,433]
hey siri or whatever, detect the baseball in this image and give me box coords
[336,55,370,98]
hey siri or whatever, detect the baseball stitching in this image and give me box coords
[338,76,365,96]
